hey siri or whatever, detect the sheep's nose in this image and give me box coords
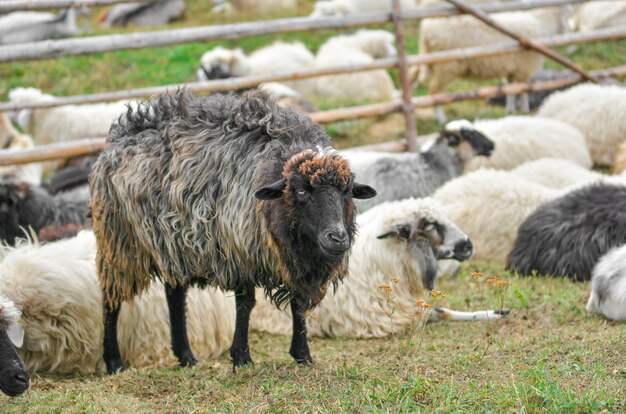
[327,229,348,245]
[14,372,28,384]
[453,239,473,261]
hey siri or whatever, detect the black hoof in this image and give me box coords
[105,358,125,374]
[178,350,198,368]
[494,308,511,316]
[232,357,253,373]
[290,350,314,365]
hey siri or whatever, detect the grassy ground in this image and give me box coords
[2,262,624,413]
[1,2,625,412]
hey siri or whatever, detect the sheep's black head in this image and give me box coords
[0,181,28,245]
[0,296,29,397]
[376,198,472,290]
[440,119,494,159]
[255,147,376,259]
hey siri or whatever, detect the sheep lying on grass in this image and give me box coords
[511,158,603,189]
[464,116,592,172]
[587,244,626,321]
[0,231,235,374]
[0,8,82,44]
[343,119,494,212]
[196,42,317,99]
[251,198,506,339]
[538,84,626,166]
[507,183,626,281]
[419,7,569,123]
[314,30,398,103]
[8,87,132,146]
[212,0,296,15]
[97,0,186,28]
[0,295,29,397]
[90,91,375,373]
[433,169,562,263]
[0,113,42,186]
[0,179,91,245]
[309,0,416,18]
[569,1,626,32]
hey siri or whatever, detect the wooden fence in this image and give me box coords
[1,0,625,165]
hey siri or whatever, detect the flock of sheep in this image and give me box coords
[0,0,625,401]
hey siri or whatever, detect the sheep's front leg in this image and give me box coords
[230,286,256,370]
[165,284,197,368]
[103,302,123,374]
[518,92,530,113]
[505,94,517,114]
[289,299,314,365]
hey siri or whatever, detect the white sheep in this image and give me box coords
[0,8,82,44]
[418,7,569,123]
[464,116,592,172]
[0,231,235,374]
[587,244,626,321]
[433,169,563,263]
[309,0,417,18]
[257,82,316,113]
[0,113,42,186]
[314,30,399,103]
[537,83,626,166]
[8,87,132,146]
[251,198,506,339]
[196,42,317,99]
[569,1,626,32]
[212,0,296,16]
[511,158,603,189]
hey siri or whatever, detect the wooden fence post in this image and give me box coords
[391,0,419,151]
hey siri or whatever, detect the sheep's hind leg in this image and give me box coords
[230,286,256,370]
[289,299,314,365]
[103,302,124,374]
[165,284,197,368]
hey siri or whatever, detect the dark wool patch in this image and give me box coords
[507,183,626,281]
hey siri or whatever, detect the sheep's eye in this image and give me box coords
[296,189,306,196]
[423,223,436,233]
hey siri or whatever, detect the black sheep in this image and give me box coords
[89,91,376,373]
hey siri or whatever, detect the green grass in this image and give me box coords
[2,263,625,413]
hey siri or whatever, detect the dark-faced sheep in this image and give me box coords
[342,119,494,213]
[0,179,91,245]
[89,91,376,373]
[507,183,626,281]
[0,295,29,397]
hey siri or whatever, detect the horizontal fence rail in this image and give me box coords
[2,64,625,166]
[0,0,614,63]
[2,25,624,112]
[0,0,127,12]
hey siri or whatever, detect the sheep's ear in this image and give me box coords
[352,182,376,199]
[7,320,24,348]
[254,179,286,200]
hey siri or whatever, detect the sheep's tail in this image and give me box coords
[430,307,510,322]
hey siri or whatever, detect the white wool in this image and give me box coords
[0,295,20,327]
[251,198,466,338]
[309,0,417,18]
[444,119,473,134]
[0,113,42,186]
[464,116,592,172]
[8,87,132,146]
[213,0,296,15]
[197,42,317,98]
[433,169,563,262]
[418,7,568,117]
[0,231,235,374]
[569,1,626,32]
[538,84,626,166]
[587,244,626,321]
[314,30,398,103]
[512,158,604,189]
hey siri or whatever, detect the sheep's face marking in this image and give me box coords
[441,123,494,160]
[0,299,28,398]
[255,148,376,258]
